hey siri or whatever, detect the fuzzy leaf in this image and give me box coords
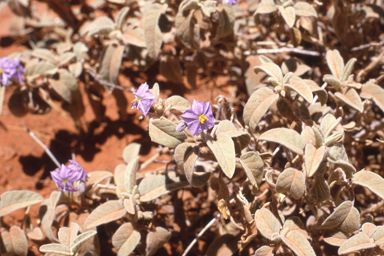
[86,16,115,36]
[40,244,71,255]
[149,117,188,148]
[165,95,191,113]
[144,3,167,58]
[305,145,326,177]
[277,6,296,28]
[323,74,342,90]
[319,201,359,231]
[360,83,384,113]
[335,89,363,113]
[122,142,141,164]
[371,225,384,245]
[174,142,191,172]
[239,152,264,189]
[276,168,305,200]
[138,172,189,202]
[362,223,377,237]
[83,200,126,229]
[206,133,236,178]
[255,0,277,14]
[255,208,282,240]
[320,113,341,138]
[70,230,97,254]
[326,50,344,79]
[0,190,43,217]
[146,227,172,256]
[254,62,283,83]
[115,6,130,31]
[216,5,235,39]
[285,79,313,103]
[311,176,330,202]
[294,2,317,17]
[255,245,274,256]
[283,216,309,238]
[338,233,375,255]
[281,230,316,256]
[243,87,279,131]
[258,128,306,155]
[10,226,28,256]
[352,170,384,199]
[324,230,349,247]
[125,156,140,194]
[175,10,199,50]
[342,58,357,81]
[112,223,141,256]
[304,79,328,105]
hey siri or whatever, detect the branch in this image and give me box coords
[86,70,134,93]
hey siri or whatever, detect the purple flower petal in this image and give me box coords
[181,100,215,136]
[132,82,155,116]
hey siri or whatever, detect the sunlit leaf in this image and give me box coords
[149,117,188,148]
[125,156,140,194]
[281,230,316,256]
[342,58,357,81]
[278,6,295,28]
[283,216,309,239]
[326,50,344,79]
[115,6,130,31]
[319,201,359,232]
[112,223,141,256]
[70,230,97,254]
[206,133,236,178]
[254,62,283,83]
[323,230,349,247]
[360,83,384,113]
[240,151,264,189]
[285,79,313,103]
[86,16,115,36]
[164,95,191,113]
[255,0,277,14]
[255,245,274,256]
[352,170,384,199]
[10,226,28,256]
[40,243,71,255]
[305,144,326,177]
[146,227,172,256]
[276,168,305,200]
[0,190,43,217]
[335,89,363,113]
[320,113,341,138]
[255,208,282,240]
[258,128,306,155]
[338,233,375,255]
[84,200,126,229]
[122,142,141,164]
[294,2,317,17]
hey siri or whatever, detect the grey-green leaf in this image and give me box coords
[146,227,172,256]
[285,79,313,103]
[40,244,71,255]
[258,128,306,155]
[360,83,384,113]
[352,170,384,199]
[276,168,305,200]
[255,208,282,240]
[0,190,44,217]
[122,142,141,164]
[206,133,236,178]
[112,223,141,256]
[86,16,115,36]
[149,117,187,148]
[254,62,283,83]
[305,144,326,177]
[319,201,357,230]
[335,89,363,113]
[326,49,344,79]
[277,6,296,28]
[70,230,97,254]
[10,226,28,256]
[281,230,316,256]
[164,95,191,113]
[294,2,317,17]
[83,200,126,229]
[240,151,264,189]
[125,156,140,194]
[338,233,375,255]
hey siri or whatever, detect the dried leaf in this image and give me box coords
[276,168,305,200]
[326,50,344,79]
[83,200,126,229]
[146,227,172,256]
[138,172,189,202]
[294,2,317,17]
[164,95,191,113]
[0,190,44,217]
[338,233,375,255]
[122,142,141,164]
[10,226,28,256]
[282,230,316,256]
[277,6,296,28]
[258,128,306,155]
[239,151,264,189]
[255,208,282,240]
[149,117,188,148]
[206,133,236,178]
[144,3,167,58]
[335,89,363,113]
[112,223,141,256]
[352,170,384,199]
[360,83,384,113]
[305,144,326,177]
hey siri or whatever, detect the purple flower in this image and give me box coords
[51,164,80,192]
[0,57,15,86]
[68,160,87,181]
[223,0,236,4]
[131,82,155,116]
[9,58,24,83]
[181,100,215,136]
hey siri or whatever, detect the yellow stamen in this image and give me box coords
[132,96,141,103]
[0,68,3,74]
[198,114,209,124]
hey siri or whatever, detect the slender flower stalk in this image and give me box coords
[131,82,156,116]
[181,100,215,136]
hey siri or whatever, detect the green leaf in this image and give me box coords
[243,87,279,132]
[0,190,43,217]
[83,200,126,229]
[352,170,384,199]
[143,3,168,58]
[149,117,188,148]
[258,128,306,155]
[239,152,264,189]
[112,223,141,256]
[206,133,236,178]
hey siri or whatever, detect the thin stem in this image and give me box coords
[182,213,221,256]
[87,70,134,93]
[0,86,5,115]
[28,130,60,168]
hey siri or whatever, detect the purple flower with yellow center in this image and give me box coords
[51,164,80,192]
[181,100,215,136]
[0,57,15,86]
[9,58,24,83]
[131,82,156,116]
[68,160,87,182]
[223,0,236,4]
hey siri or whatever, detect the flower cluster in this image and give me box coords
[50,160,87,192]
[131,82,156,116]
[181,100,215,136]
[0,57,24,86]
